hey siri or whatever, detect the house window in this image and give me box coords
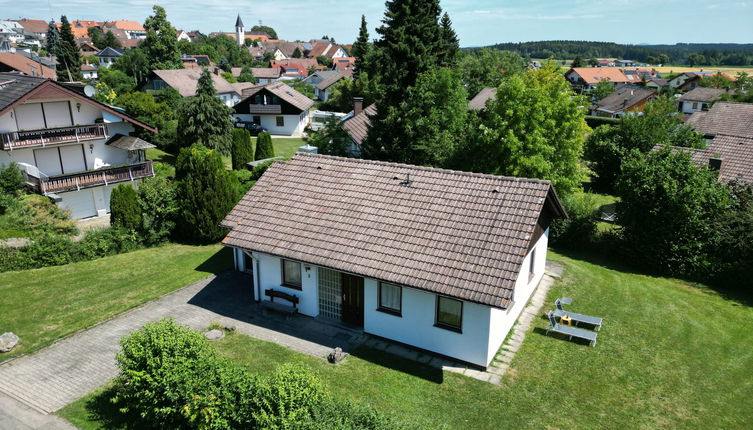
[252,116,261,124]
[692,102,698,110]
[281,259,302,289]
[529,247,537,282]
[435,296,462,332]
[276,116,284,127]
[378,282,402,315]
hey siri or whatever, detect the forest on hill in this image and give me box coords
[476,41,753,65]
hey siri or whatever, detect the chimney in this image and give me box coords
[708,157,722,172]
[353,97,363,116]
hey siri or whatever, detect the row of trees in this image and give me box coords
[486,41,753,66]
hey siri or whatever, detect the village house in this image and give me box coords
[332,57,356,75]
[686,101,753,139]
[81,64,97,80]
[144,68,255,107]
[306,40,348,60]
[644,78,668,90]
[0,72,157,218]
[0,21,25,44]
[678,87,728,114]
[270,59,322,80]
[79,41,99,57]
[221,153,566,368]
[105,20,146,39]
[340,98,374,156]
[95,47,122,68]
[590,85,656,118]
[468,87,498,111]
[314,72,346,101]
[232,81,314,135]
[12,19,49,42]
[230,67,281,84]
[564,67,633,91]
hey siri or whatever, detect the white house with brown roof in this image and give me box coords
[0,72,157,218]
[564,67,633,90]
[678,87,727,114]
[232,81,314,136]
[144,68,255,107]
[222,153,566,368]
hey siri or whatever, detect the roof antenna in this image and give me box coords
[400,173,412,187]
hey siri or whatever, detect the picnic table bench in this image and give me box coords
[262,289,299,315]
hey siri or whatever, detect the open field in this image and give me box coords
[647,65,751,75]
[0,244,230,361]
[58,250,753,429]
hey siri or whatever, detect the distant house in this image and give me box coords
[677,73,734,92]
[644,78,668,90]
[614,60,635,67]
[656,135,753,184]
[0,21,24,43]
[233,81,314,135]
[597,59,615,67]
[0,52,56,79]
[468,87,497,111]
[95,47,122,68]
[678,87,727,114]
[332,57,355,75]
[107,20,146,39]
[181,54,212,68]
[590,85,656,118]
[144,68,255,107]
[0,72,157,218]
[564,67,633,90]
[79,41,99,56]
[685,101,753,139]
[221,152,567,369]
[302,70,339,88]
[270,59,321,80]
[667,71,721,90]
[306,41,348,60]
[81,64,97,80]
[176,30,192,42]
[262,41,307,60]
[230,67,281,84]
[622,68,659,81]
[314,72,346,101]
[12,19,49,41]
[341,99,375,156]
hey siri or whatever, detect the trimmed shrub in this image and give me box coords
[0,191,15,215]
[254,132,275,161]
[250,159,279,181]
[231,128,253,170]
[251,363,325,428]
[77,227,141,260]
[231,169,255,199]
[0,162,26,195]
[175,144,239,244]
[110,184,142,231]
[138,177,178,245]
[550,192,600,247]
[16,194,76,236]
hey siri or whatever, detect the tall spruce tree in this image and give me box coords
[176,69,234,153]
[56,16,82,81]
[362,0,447,163]
[45,22,59,57]
[141,5,182,70]
[351,15,371,78]
[438,12,459,67]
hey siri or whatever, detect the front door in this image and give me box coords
[341,273,364,327]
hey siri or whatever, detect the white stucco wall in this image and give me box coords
[254,252,320,316]
[234,112,309,136]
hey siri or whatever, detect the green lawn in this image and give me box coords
[0,244,231,361]
[58,251,753,429]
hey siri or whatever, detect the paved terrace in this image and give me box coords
[0,263,563,423]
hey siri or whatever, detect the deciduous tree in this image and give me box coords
[141,5,182,70]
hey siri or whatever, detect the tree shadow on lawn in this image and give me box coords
[78,385,142,430]
[349,345,445,384]
[552,245,753,308]
[531,326,596,348]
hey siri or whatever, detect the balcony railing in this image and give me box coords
[25,161,154,195]
[0,124,108,151]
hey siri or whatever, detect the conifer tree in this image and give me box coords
[237,66,257,83]
[351,15,370,78]
[292,47,302,58]
[45,22,59,57]
[175,144,238,243]
[176,69,234,153]
[102,31,122,50]
[110,184,142,231]
[254,132,275,160]
[141,5,182,70]
[56,16,82,81]
[231,128,253,169]
[438,12,460,67]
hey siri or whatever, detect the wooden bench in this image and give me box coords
[262,289,299,315]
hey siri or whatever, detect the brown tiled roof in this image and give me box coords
[655,135,753,184]
[468,87,497,110]
[270,58,319,71]
[151,68,240,97]
[222,153,566,309]
[591,85,655,114]
[307,42,331,58]
[686,102,753,138]
[110,20,144,31]
[230,67,281,79]
[13,19,49,34]
[342,103,376,145]
[566,67,631,84]
[678,87,727,103]
[0,52,56,80]
[315,72,346,90]
[240,81,314,112]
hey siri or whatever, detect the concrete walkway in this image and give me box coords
[0,272,363,416]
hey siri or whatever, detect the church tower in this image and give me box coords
[235,14,244,47]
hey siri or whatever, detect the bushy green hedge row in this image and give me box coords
[113,319,401,429]
[0,228,142,272]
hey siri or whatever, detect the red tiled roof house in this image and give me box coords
[221,153,567,368]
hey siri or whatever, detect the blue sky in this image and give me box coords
[2,0,752,46]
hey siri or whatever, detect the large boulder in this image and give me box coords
[204,329,225,341]
[0,332,19,353]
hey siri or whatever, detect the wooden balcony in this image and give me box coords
[26,161,154,195]
[0,124,107,151]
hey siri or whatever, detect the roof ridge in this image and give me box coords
[292,153,553,186]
